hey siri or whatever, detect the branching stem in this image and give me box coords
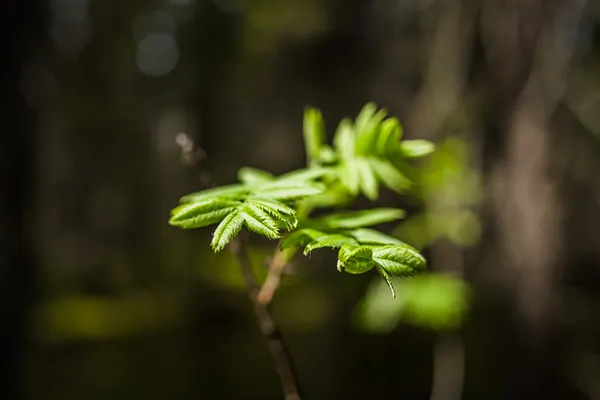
[257,202,313,305]
[257,247,297,305]
[229,237,302,400]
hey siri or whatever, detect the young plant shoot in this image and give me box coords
[169,102,434,297]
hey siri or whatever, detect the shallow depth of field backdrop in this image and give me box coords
[3,0,600,399]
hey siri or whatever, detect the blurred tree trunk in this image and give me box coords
[0,1,46,398]
[480,0,586,397]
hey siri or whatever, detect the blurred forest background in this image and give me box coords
[3,0,600,399]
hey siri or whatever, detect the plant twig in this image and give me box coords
[257,203,312,305]
[257,247,297,305]
[229,237,302,400]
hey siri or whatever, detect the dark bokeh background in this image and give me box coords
[3,0,600,399]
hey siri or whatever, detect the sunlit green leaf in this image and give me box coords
[180,184,248,203]
[338,161,361,196]
[253,184,323,202]
[249,198,298,230]
[368,157,413,193]
[355,107,387,155]
[303,234,358,255]
[277,167,333,183]
[210,210,244,251]
[372,244,426,277]
[357,158,379,200]
[400,140,435,158]
[303,107,326,163]
[241,204,280,239]
[353,102,378,136]
[169,199,242,229]
[375,117,402,155]
[333,118,355,159]
[348,228,403,245]
[303,208,405,230]
[238,167,275,185]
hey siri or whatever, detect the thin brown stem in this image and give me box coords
[229,238,302,400]
[257,247,297,305]
[257,203,312,305]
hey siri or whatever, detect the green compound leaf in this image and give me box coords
[172,165,328,251]
[399,140,435,159]
[334,242,427,296]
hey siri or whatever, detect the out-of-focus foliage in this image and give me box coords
[356,138,479,331]
[354,273,470,333]
[395,138,483,249]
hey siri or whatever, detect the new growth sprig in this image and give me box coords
[169,102,434,296]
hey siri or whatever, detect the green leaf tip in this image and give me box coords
[301,208,405,230]
[303,106,326,164]
[400,140,435,158]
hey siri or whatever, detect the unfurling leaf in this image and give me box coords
[335,242,426,296]
[337,244,375,274]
